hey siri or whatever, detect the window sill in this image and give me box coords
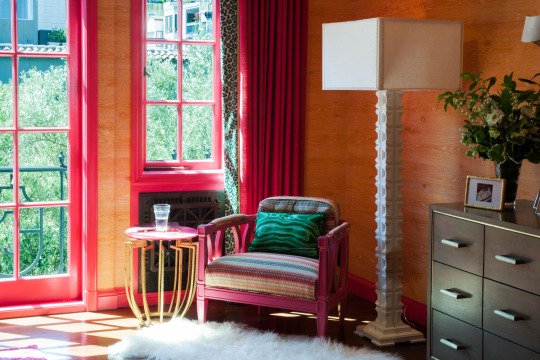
[133,168,225,189]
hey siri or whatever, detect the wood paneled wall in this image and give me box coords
[97,0,131,290]
[305,0,540,304]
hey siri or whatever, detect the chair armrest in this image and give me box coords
[318,221,350,247]
[198,214,257,265]
[317,221,350,298]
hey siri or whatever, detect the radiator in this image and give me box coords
[138,191,224,293]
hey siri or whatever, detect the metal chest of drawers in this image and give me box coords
[428,201,540,360]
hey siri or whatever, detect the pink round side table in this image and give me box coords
[124,222,198,326]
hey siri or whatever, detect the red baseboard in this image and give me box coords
[347,273,427,327]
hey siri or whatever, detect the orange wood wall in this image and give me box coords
[94,0,539,303]
[96,0,131,291]
[305,0,540,304]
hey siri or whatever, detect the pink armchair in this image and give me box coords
[196,196,350,338]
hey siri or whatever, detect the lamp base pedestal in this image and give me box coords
[354,322,425,347]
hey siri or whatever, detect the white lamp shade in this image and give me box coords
[322,18,463,91]
[522,15,540,42]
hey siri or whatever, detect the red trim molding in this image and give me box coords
[348,273,427,327]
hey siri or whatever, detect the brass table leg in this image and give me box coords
[124,237,198,326]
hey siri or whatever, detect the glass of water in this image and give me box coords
[153,204,170,232]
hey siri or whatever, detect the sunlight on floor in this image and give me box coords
[51,312,121,321]
[37,323,115,333]
[0,332,28,341]
[0,338,78,349]
[269,312,301,318]
[270,311,357,322]
[0,310,138,358]
[89,329,138,340]
[45,344,109,357]
[0,317,69,326]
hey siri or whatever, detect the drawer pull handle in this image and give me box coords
[441,239,467,248]
[440,338,465,350]
[495,255,525,265]
[440,289,466,299]
[494,309,523,321]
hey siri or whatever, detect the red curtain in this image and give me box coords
[238,0,309,215]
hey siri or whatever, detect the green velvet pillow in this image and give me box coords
[248,212,325,259]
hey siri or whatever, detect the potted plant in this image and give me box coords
[48,27,66,45]
[438,72,540,204]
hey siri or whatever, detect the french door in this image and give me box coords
[0,0,81,306]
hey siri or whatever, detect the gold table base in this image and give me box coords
[124,238,198,327]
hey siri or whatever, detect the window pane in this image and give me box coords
[182,105,212,160]
[183,1,213,40]
[147,1,178,40]
[19,206,68,277]
[0,0,12,48]
[0,133,13,204]
[18,57,68,127]
[0,208,13,278]
[147,105,177,161]
[0,57,13,127]
[146,46,178,101]
[182,44,212,101]
[18,0,66,48]
[19,132,68,202]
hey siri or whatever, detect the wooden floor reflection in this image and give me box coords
[0,293,426,359]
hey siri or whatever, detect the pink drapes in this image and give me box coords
[238,0,309,215]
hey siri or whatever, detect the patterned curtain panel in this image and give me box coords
[221,0,240,254]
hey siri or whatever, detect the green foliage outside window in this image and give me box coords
[0,63,68,277]
[0,35,216,276]
[146,36,214,161]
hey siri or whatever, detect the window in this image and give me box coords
[0,0,82,306]
[135,0,221,179]
[165,15,173,33]
[0,0,33,20]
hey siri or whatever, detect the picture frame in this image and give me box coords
[464,176,506,211]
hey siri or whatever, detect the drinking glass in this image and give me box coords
[153,204,170,232]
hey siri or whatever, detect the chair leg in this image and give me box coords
[316,312,328,338]
[197,299,208,323]
[339,298,347,325]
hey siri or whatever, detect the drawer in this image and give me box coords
[433,213,484,275]
[484,331,540,360]
[484,279,540,353]
[431,310,482,360]
[431,262,482,327]
[485,227,540,295]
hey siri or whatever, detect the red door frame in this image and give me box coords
[0,0,98,318]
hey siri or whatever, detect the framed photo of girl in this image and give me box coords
[464,176,506,211]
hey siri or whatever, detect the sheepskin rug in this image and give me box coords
[108,318,402,360]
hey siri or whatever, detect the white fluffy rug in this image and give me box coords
[108,318,402,360]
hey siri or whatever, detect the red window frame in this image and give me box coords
[131,0,223,186]
[0,0,83,307]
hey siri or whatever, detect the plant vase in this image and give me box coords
[495,161,522,207]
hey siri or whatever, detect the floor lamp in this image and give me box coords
[322,18,463,346]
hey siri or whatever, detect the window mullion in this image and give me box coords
[12,0,21,279]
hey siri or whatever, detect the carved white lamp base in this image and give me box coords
[354,90,425,347]
[355,322,425,347]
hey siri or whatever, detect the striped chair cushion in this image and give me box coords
[205,252,319,300]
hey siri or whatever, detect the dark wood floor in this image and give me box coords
[0,293,426,359]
